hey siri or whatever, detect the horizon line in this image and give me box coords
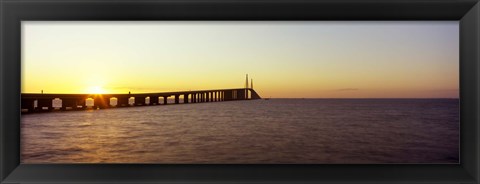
[264,97,460,99]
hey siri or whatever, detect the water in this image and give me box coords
[21,99,459,164]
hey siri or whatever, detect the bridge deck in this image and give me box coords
[21,88,261,114]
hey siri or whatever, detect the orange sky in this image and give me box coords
[22,21,459,98]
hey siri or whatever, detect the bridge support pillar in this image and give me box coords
[21,99,35,113]
[93,97,109,109]
[184,94,189,103]
[117,97,128,107]
[62,98,77,110]
[163,96,168,105]
[75,98,85,109]
[174,95,180,104]
[237,89,246,100]
[135,96,146,106]
[224,90,232,101]
[150,96,159,105]
[37,98,53,111]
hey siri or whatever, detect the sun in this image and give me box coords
[87,86,107,94]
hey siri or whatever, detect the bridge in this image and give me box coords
[21,88,261,114]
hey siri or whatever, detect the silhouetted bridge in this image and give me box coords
[21,88,261,114]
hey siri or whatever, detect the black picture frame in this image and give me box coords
[1,0,479,183]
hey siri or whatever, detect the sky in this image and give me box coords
[21,21,459,98]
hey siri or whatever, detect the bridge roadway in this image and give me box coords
[21,88,261,113]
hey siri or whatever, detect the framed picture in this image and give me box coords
[1,0,479,183]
